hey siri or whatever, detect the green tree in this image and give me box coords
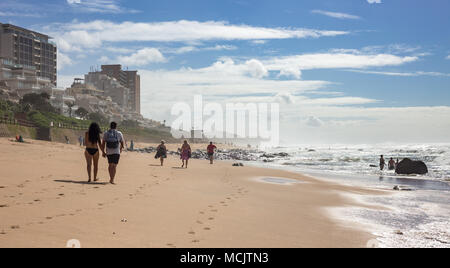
[75,107,89,119]
[88,112,108,125]
[20,93,56,113]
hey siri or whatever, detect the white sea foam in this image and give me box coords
[254,144,450,248]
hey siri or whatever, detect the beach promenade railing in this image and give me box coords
[0,116,36,128]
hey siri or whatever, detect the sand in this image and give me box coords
[0,138,384,248]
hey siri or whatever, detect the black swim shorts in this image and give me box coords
[107,154,121,164]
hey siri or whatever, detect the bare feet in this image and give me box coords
[110,180,116,185]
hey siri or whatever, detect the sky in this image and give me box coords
[1,0,450,144]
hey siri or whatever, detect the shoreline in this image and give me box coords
[0,138,385,248]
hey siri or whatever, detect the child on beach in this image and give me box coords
[155,140,168,166]
[181,140,192,168]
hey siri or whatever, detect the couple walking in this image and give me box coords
[84,122,125,184]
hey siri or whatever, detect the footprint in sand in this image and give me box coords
[196,221,203,225]
[199,211,205,215]
[0,186,5,189]
[188,231,196,235]
[34,199,41,202]
[192,240,200,243]
[10,225,20,230]
[166,243,176,248]
[1,230,6,235]
[208,217,214,221]
[211,209,218,213]
[58,194,65,197]
[0,204,8,208]
[46,217,53,220]
[204,227,211,231]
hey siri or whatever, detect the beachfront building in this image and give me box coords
[0,23,57,86]
[84,72,130,109]
[101,65,141,114]
[0,57,53,97]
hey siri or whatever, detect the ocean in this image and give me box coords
[251,144,450,248]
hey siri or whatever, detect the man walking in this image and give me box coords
[207,142,217,165]
[102,122,125,184]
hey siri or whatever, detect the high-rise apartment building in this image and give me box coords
[0,23,57,86]
[101,65,141,114]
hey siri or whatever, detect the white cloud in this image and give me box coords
[46,20,350,52]
[347,70,450,77]
[367,0,382,4]
[57,52,73,71]
[305,116,324,127]
[115,48,166,67]
[264,51,418,78]
[0,11,42,17]
[172,44,237,54]
[446,55,450,60]
[66,0,138,14]
[311,10,361,20]
[245,59,268,79]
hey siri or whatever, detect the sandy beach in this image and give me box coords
[0,137,385,248]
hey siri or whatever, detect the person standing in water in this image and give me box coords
[102,122,125,185]
[180,140,192,168]
[380,155,386,171]
[84,123,105,183]
[207,142,217,165]
[388,158,396,170]
[155,140,168,166]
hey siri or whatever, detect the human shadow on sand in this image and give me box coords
[54,180,109,185]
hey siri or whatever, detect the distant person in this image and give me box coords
[78,136,83,147]
[180,140,192,168]
[15,135,24,143]
[65,136,70,144]
[84,123,104,183]
[155,140,168,166]
[102,122,125,185]
[207,142,217,165]
[130,140,134,151]
[380,155,386,171]
[388,158,396,170]
[396,158,400,167]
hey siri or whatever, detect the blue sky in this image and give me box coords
[1,0,450,143]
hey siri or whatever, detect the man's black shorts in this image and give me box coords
[107,154,120,164]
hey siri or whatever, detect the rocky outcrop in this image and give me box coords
[395,158,428,175]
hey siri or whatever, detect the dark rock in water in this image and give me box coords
[395,158,428,175]
[370,165,378,168]
[232,163,244,167]
[393,185,414,191]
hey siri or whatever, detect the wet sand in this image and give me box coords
[0,138,384,248]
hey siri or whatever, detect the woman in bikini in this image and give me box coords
[85,122,105,183]
[180,140,192,168]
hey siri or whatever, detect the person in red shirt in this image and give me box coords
[207,142,217,164]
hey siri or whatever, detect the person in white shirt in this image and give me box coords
[101,122,125,184]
